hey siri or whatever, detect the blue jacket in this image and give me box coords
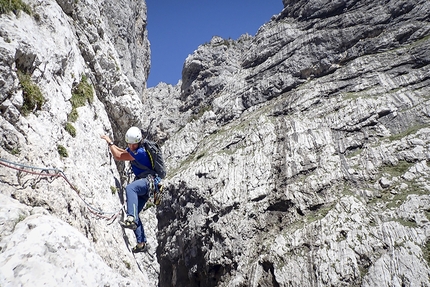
[126,146,152,179]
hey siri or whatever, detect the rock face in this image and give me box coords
[154,0,430,286]
[1,0,430,286]
[0,0,157,286]
[0,195,142,286]
[99,0,150,93]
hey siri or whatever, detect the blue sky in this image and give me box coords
[145,0,284,87]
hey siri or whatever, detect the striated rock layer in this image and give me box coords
[154,0,430,286]
[1,0,430,286]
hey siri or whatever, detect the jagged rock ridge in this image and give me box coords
[153,0,430,286]
[0,0,429,286]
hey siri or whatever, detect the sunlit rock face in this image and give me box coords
[0,0,156,285]
[155,0,430,286]
[1,0,430,286]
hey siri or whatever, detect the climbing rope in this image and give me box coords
[0,157,124,221]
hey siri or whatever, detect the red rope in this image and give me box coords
[0,160,61,177]
[0,159,124,221]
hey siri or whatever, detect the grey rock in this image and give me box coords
[99,0,150,93]
[0,195,146,287]
[154,0,430,286]
[1,0,430,286]
[0,0,155,285]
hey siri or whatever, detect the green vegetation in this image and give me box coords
[404,34,430,50]
[422,240,430,265]
[369,158,427,210]
[380,160,413,178]
[359,265,370,278]
[13,213,27,229]
[68,109,79,122]
[388,124,428,141]
[144,201,155,210]
[123,260,131,270]
[71,75,93,106]
[195,153,205,160]
[306,203,334,224]
[281,201,337,237]
[110,186,117,194]
[369,181,427,210]
[7,147,20,155]
[68,75,94,122]
[425,211,430,224]
[383,191,408,209]
[0,0,31,15]
[65,122,76,137]
[341,89,372,101]
[346,148,364,158]
[214,38,233,47]
[57,145,68,158]
[17,70,45,116]
[394,218,417,228]
[33,12,41,21]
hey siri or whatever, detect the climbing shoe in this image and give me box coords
[120,215,137,230]
[132,242,148,253]
[154,184,164,206]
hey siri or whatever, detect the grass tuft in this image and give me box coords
[0,0,31,15]
[68,75,94,122]
[65,123,76,137]
[57,145,68,158]
[17,70,45,116]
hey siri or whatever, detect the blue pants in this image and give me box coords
[125,178,149,243]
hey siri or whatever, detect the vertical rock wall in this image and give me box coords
[1,0,430,286]
[0,0,156,285]
[155,0,430,286]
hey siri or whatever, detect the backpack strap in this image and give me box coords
[143,145,155,170]
[131,160,156,179]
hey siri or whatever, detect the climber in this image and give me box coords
[101,126,159,253]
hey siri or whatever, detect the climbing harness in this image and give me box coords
[0,157,124,221]
[126,164,164,206]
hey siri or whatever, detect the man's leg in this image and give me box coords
[125,179,148,220]
[134,193,149,244]
[122,179,149,230]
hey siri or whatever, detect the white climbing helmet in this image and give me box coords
[125,127,142,144]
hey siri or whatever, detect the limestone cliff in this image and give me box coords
[1,0,430,286]
[0,0,156,285]
[152,0,430,286]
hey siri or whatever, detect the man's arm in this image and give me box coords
[109,145,134,161]
[101,134,134,161]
